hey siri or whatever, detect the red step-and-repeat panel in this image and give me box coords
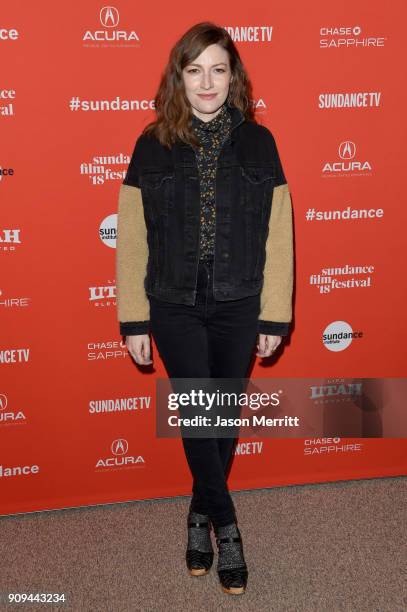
[1,1,406,515]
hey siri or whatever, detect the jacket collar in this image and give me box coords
[226,103,245,132]
[191,101,230,132]
[178,103,245,149]
[189,102,245,131]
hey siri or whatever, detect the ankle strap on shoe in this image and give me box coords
[216,536,241,544]
[188,520,210,528]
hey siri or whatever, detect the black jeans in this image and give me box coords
[149,259,260,528]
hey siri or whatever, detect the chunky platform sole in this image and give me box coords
[186,549,214,576]
[221,585,245,595]
[216,534,248,595]
[186,517,214,576]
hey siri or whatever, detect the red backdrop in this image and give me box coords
[1,0,406,516]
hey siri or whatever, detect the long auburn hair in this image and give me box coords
[142,22,255,148]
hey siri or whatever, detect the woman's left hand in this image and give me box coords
[256,334,282,358]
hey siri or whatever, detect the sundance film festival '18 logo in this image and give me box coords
[83,6,140,46]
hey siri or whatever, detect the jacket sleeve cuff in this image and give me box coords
[120,320,150,336]
[257,320,290,336]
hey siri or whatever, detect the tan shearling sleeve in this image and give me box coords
[258,183,294,336]
[116,183,150,336]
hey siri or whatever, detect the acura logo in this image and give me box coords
[111,438,128,455]
[338,141,356,160]
[0,394,8,411]
[100,6,119,28]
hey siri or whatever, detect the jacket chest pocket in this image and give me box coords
[240,164,276,211]
[240,164,276,280]
[140,169,175,222]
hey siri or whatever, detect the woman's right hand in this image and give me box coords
[126,334,153,365]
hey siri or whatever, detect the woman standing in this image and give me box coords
[116,22,294,596]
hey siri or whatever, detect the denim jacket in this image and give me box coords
[116,104,294,337]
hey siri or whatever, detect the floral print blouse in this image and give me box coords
[191,103,232,262]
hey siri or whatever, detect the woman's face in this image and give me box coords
[182,43,232,122]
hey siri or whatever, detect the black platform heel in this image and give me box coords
[215,522,248,595]
[186,511,214,576]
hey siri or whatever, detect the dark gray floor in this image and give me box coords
[1,476,406,611]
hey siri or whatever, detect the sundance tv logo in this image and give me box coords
[83,6,140,47]
[222,26,273,43]
[318,91,381,108]
[88,395,151,414]
[0,346,30,364]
